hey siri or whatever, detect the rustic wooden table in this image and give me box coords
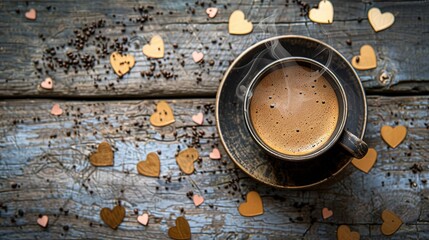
[0,0,428,239]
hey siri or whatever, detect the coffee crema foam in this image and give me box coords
[249,64,339,156]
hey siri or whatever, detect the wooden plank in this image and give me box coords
[0,0,428,98]
[0,96,427,239]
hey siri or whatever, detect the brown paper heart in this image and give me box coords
[381,125,407,148]
[142,35,164,58]
[238,191,264,217]
[228,10,253,35]
[137,152,160,177]
[150,101,175,127]
[337,225,360,240]
[90,142,114,167]
[368,8,395,32]
[308,0,334,24]
[351,45,377,70]
[110,52,135,76]
[351,148,377,173]
[168,216,191,240]
[100,205,125,229]
[176,148,199,175]
[381,209,402,236]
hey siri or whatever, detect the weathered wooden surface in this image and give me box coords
[1,0,429,239]
[0,0,428,98]
[0,96,428,239]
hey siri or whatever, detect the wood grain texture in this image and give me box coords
[0,0,428,98]
[0,96,428,239]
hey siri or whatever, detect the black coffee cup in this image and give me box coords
[243,57,368,161]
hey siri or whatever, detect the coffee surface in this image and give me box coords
[249,64,339,156]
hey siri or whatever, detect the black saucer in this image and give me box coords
[216,35,367,189]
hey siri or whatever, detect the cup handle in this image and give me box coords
[338,130,368,159]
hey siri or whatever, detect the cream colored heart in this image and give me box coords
[37,215,49,228]
[192,51,204,63]
[209,148,221,160]
[50,104,63,116]
[40,77,53,90]
[142,35,164,58]
[352,148,377,174]
[206,8,218,18]
[25,9,37,20]
[229,10,253,35]
[368,8,395,32]
[192,112,204,125]
[351,45,377,70]
[308,0,334,24]
[381,125,407,148]
[193,194,204,207]
[137,213,149,226]
[322,207,333,219]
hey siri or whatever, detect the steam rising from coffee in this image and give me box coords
[236,11,338,155]
[235,11,333,102]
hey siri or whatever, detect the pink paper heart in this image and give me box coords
[37,215,49,228]
[51,104,63,116]
[40,77,53,90]
[322,207,333,219]
[206,8,218,18]
[192,112,204,125]
[137,213,149,226]
[209,148,221,160]
[25,8,37,20]
[192,51,204,63]
[193,194,204,207]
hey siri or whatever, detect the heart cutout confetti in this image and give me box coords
[352,148,377,173]
[37,215,49,228]
[381,125,407,148]
[168,216,191,240]
[40,77,53,90]
[143,35,164,58]
[238,191,264,217]
[50,104,63,116]
[322,207,333,220]
[110,52,135,77]
[209,148,221,160]
[176,148,199,175]
[192,112,204,125]
[100,205,126,229]
[25,9,36,20]
[150,101,175,127]
[90,142,114,167]
[137,213,149,226]
[368,8,395,32]
[337,225,360,240]
[192,51,204,63]
[206,8,218,18]
[308,0,334,24]
[351,45,377,70]
[228,10,253,35]
[381,209,402,236]
[137,152,160,177]
[193,195,204,207]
